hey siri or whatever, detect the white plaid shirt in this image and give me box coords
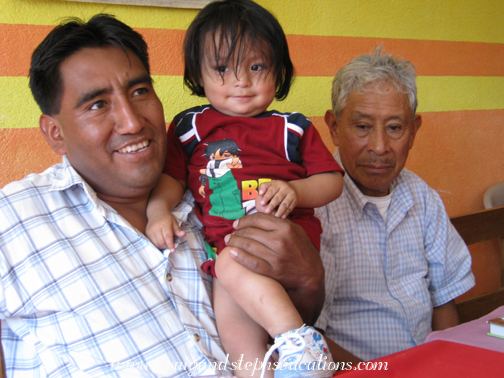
[315,149,475,361]
[0,156,231,377]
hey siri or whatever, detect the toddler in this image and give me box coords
[146,1,344,377]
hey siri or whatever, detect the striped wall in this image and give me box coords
[1,0,504,298]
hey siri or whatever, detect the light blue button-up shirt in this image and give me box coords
[316,150,475,361]
[0,157,231,377]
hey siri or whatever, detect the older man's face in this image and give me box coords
[40,46,167,201]
[325,82,422,197]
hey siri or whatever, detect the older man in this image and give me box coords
[0,15,323,377]
[315,48,475,363]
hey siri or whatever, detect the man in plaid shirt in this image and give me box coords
[0,14,324,377]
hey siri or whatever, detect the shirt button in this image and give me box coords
[166,273,172,282]
[193,334,200,342]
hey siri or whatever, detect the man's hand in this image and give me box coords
[256,180,297,219]
[224,213,325,325]
[145,212,186,252]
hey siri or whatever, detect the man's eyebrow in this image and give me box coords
[75,88,110,109]
[74,74,153,110]
[128,74,153,89]
[351,112,405,122]
[350,111,373,121]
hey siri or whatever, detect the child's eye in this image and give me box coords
[216,65,229,73]
[251,64,266,71]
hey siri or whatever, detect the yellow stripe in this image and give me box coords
[0,76,334,129]
[270,77,333,116]
[2,0,503,43]
[0,76,206,129]
[272,76,504,115]
[2,75,504,129]
[417,76,504,112]
[154,76,207,121]
[0,77,40,129]
[259,0,504,43]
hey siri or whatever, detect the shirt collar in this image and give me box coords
[49,155,195,227]
[334,148,412,220]
[50,155,88,192]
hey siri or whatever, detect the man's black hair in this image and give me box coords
[183,0,294,101]
[29,14,150,115]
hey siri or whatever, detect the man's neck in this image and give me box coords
[97,193,150,234]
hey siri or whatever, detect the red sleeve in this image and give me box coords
[163,120,189,182]
[299,124,344,177]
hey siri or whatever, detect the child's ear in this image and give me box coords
[39,114,67,156]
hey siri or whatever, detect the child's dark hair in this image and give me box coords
[183,0,294,101]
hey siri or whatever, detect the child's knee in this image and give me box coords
[215,247,240,284]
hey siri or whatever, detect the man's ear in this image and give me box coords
[39,114,67,156]
[408,114,422,150]
[324,109,340,147]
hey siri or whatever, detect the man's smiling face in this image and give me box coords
[45,45,167,201]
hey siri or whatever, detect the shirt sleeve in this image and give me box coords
[298,122,344,177]
[424,187,475,307]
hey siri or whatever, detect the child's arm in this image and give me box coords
[290,171,343,208]
[257,171,343,218]
[146,173,187,251]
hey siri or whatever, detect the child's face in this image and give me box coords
[200,38,277,117]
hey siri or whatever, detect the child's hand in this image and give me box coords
[255,180,297,219]
[145,213,186,252]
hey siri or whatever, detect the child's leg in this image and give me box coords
[213,279,273,378]
[214,247,334,378]
[215,247,303,338]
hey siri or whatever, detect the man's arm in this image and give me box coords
[225,213,324,325]
[432,300,459,331]
[325,337,362,374]
[326,337,362,364]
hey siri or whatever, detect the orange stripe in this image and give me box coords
[138,28,185,75]
[287,35,504,77]
[2,23,504,77]
[0,24,55,76]
[0,24,185,77]
[407,108,504,215]
[0,128,60,188]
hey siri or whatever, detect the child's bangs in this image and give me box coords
[210,25,272,71]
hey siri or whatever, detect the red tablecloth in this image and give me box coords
[337,340,504,377]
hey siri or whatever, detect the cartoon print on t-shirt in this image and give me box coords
[199,139,245,220]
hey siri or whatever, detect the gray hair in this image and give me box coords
[331,46,418,121]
